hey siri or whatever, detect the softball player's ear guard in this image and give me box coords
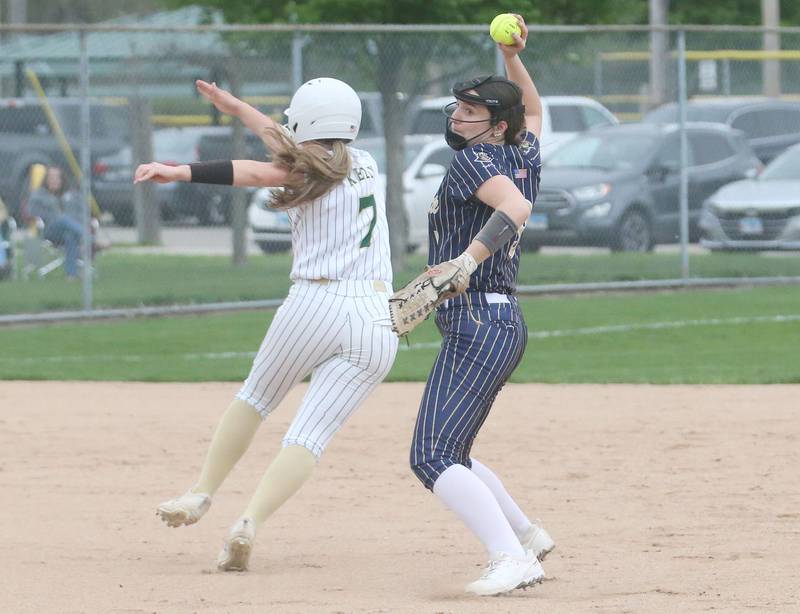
[284,77,362,144]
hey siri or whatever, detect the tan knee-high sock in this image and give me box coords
[242,445,317,526]
[193,399,262,496]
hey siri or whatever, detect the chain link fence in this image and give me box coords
[1,22,799,318]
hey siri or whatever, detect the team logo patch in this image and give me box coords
[474,151,493,164]
[428,195,440,214]
[519,140,533,154]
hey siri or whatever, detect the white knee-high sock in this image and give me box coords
[193,399,262,496]
[432,464,525,557]
[470,458,533,539]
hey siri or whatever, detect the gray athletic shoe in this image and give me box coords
[520,521,555,562]
[216,517,256,572]
[156,490,212,527]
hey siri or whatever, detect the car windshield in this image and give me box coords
[60,104,131,139]
[411,108,447,134]
[546,133,656,171]
[356,141,427,171]
[759,147,800,180]
[155,129,224,161]
[644,104,732,124]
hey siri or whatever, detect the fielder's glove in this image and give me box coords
[388,252,478,337]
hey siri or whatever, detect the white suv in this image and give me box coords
[408,95,618,160]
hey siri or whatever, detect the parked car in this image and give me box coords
[643,98,800,164]
[0,98,130,220]
[522,122,761,252]
[177,129,270,226]
[249,135,453,254]
[699,142,800,251]
[93,126,233,225]
[408,95,618,160]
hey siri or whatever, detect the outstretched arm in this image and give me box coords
[195,80,286,152]
[498,15,542,140]
[133,160,289,189]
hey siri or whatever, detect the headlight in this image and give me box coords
[572,183,611,202]
[583,201,612,218]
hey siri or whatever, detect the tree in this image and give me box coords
[160,0,797,271]
[162,0,641,271]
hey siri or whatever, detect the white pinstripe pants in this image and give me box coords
[237,280,398,458]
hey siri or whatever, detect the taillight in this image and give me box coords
[93,162,108,176]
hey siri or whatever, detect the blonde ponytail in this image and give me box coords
[262,125,351,210]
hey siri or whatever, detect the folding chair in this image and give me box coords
[21,217,65,279]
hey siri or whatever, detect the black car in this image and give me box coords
[179,130,270,225]
[523,123,761,252]
[93,126,232,225]
[643,98,800,164]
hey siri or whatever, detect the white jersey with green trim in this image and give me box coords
[287,147,392,284]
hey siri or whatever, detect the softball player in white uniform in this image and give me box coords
[135,77,398,572]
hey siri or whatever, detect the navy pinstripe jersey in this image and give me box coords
[428,130,541,296]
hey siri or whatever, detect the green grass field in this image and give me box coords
[3,250,800,315]
[2,285,798,383]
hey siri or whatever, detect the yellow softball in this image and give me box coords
[490,13,521,46]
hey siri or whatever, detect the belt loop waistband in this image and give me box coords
[306,278,389,294]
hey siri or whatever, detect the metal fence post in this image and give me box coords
[229,61,247,266]
[131,98,159,244]
[79,29,93,310]
[677,30,690,280]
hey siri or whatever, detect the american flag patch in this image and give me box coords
[514,168,528,179]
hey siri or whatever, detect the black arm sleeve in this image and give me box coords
[188,160,234,185]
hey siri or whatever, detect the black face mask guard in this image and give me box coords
[443,103,497,151]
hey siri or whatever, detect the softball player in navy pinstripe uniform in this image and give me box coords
[408,15,555,596]
[135,77,397,572]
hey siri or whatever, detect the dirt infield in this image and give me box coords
[1,382,798,614]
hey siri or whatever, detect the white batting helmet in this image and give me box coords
[284,77,362,144]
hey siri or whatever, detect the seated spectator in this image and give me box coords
[0,196,12,277]
[26,165,88,279]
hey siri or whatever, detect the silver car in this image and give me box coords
[700,143,800,251]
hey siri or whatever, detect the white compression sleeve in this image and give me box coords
[470,458,532,539]
[432,464,525,557]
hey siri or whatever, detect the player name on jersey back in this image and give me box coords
[288,147,392,284]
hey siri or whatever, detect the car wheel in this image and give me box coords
[611,209,653,252]
[112,207,135,227]
[256,241,290,254]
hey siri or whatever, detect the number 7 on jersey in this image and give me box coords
[359,194,376,248]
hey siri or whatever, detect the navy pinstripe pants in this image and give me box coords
[410,295,528,490]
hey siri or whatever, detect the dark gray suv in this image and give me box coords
[643,98,800,164]
[523,123,761,252]
[0,98,130,220]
